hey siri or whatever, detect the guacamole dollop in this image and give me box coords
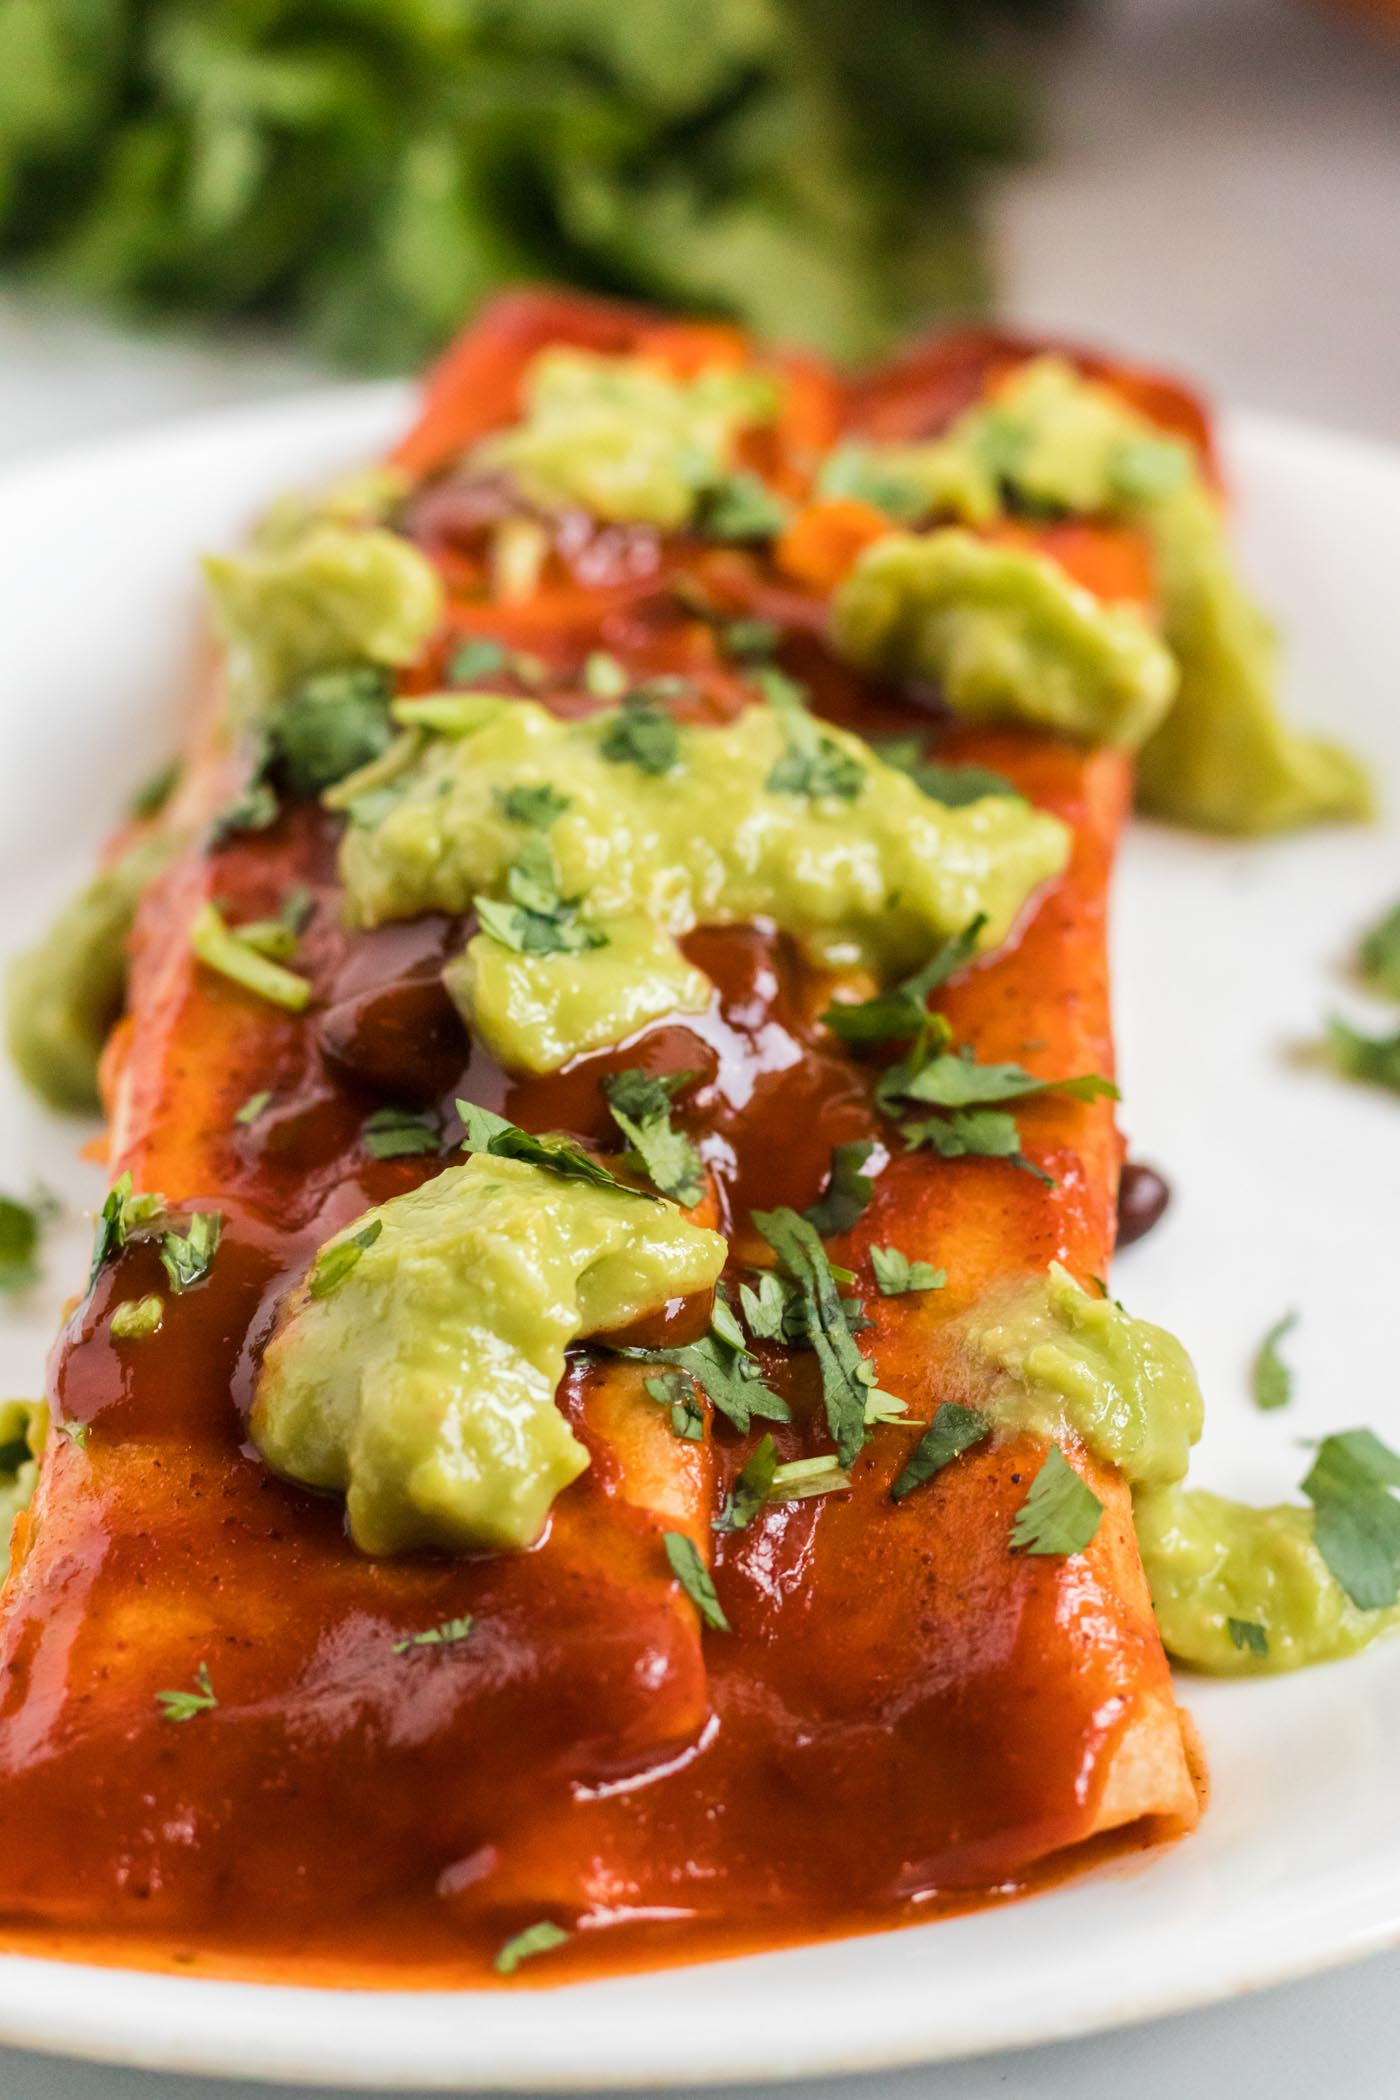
[339,691,1069,1072]
[204,522,441,715]
[962,1263,1204,1489]
[251,1155,726,1556]
[1135,1484,1400,1675]
[832,528,1179,750]
[471,347,779,529]
[7,831,179,1112]
[829,356,1372,833]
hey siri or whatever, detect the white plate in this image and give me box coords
[0,389,1397,2091]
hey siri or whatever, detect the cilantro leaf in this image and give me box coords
[1252,1311,1297,1411]
[890,1401,990,1501]
[392,1616,474,1653]
[901,1106,1053,1185]
[752,1206,901,1465]
[496,783,571,829]
[599,690,681,776]
[602,1070,705,1206]
[87,1171,165,1291]
[697,471,790,542]
[622,1306,790,1434]
[643,1370,705,1442]
[494,1921,569,1976]
[446,639,508,682]
[1228,1617,1269,1659]
[159,1211,222,1292]
[1359,899,1400,1001]
[155,1662,217,1724]
[803,1141,878,1237]
[474,835,607,958]
[308,1219,383,1299]
[1009,1445,1104,1556]
[272,666,394,796]
[714,1433,780,1533]
[1327,1017,1400,1095]
[759,669,864,801]
[870,1245,945,1296]
[1301,1427,1400,1609]
[362,1105,442,1160]
[821,918,984,1048]
[663,1531,730,1630]
[458,1103,651,1200]
[877,1046,1116,1116]
[876,737,1020,807]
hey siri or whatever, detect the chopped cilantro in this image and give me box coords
[308,1219,383,1299]
[1009,1445,1104,1556]
[361,1105,441,1160]
[803,1141,878,1237]
[644,1370,705,1442]
[876,737,1020,807]
[1228,1617,1269,1659]
[110,1293,164,1340]
[1327,1016,1400,1095]
[191,903,312,1012]
[446,639,508,682]
[129,757,181,821]
[496,782,571,829]
[622,1311,789,1435]
[1252,1311,1298,1412]
[392,1615,474,1654]
[821,918,984,1049]
[209,772,280,846]
[713,1433,779,1533]
[721,617,780,662]
[771,1454,851,1502]
[156,1662,217,1724]
[458,1103,650,1199]
[602,1070,705,1206]
[737,1269,799,1344]
[663,1531,730,1630]
[475,835,607,958]
[494,1921,569,1976]
[877,1045,1116,1117]
[599,689,682,775]
[890,1401,990,1502]
[759,669,864,801]
[697,471,790,542]
[1359,899,1400,1001]
[815,441,930,522]
[752,1206,902,1465]
[901,1106,1052,1185]
[271,666,394,796]
[159,1211,222,1293]
[1301,1428,1400,1610]
[870,1245,945,1296]
[87,1171,165,1291]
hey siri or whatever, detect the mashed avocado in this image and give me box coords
[829,356,1372,833]
[832,529,1179,750]
[962,1263,1204,1489]
[251,1155,726,1556]
[471,347,779,529]
[204,522,442,715]
[0,1400,46,1579]
[7,831,179,1112]
[340,692,1068,1072]
[1135,1484,1400,1675]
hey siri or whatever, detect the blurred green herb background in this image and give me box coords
[0,0,1057,371]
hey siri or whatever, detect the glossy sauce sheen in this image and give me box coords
[0,295,1198,1984]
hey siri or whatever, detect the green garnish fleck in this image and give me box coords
[110,1293,165,1340]
[446,639,508,682]
[752,1206,902,1465]
[663,1531,730,1631]
[129,758,181,821]
[496,783,571,830]
[713,1433,779,1533]
[1228,1617,1269,1658]
[234,1089,273,1126]
[1252,1310,1297,1411]
[803,1141,878,1237]
[191,903,312,1012]
[494,1921,570,1976]
[644,1370,705,1442]
[361,1105,442,1160]
[890,1401,991,1502]
[392,1615,474,1654]
[159,1211,222,1293]
[821,918,984,1048]
[1327,1017,1400,1095]
[308,1219,383,1299]
[760,670,864,802]
[458,1103,650,1199]
[1301,1428,1400,1610]
[474,835,607,958]
[697,471,789,543]
[88,1171,165,1291]
[876,738,1020,808]
[602,1069,705,1206]
[1359,899,1400,1001]
[599,689,682,776]
[156,1662,217,1724]
[1009,1445,1104,1557]
[870,1245,946,1296]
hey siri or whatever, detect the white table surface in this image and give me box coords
[1,0,1397,2089]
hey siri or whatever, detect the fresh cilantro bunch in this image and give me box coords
[0,0,1053,370]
